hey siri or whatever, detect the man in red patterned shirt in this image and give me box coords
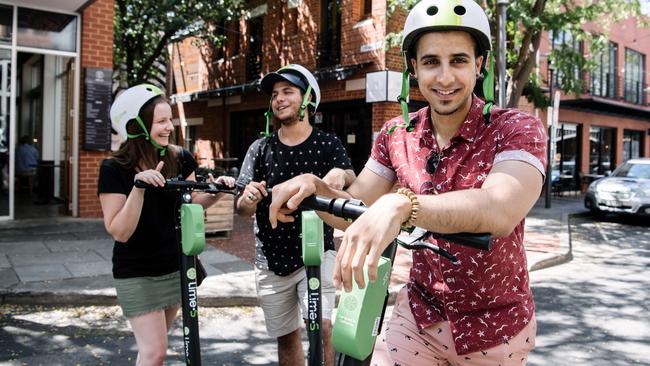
[268,0,547,364]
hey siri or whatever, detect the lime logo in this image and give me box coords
[187,268,196,280]
[184,326,190,335]
[343,296,359,311]
[309,278,320,290]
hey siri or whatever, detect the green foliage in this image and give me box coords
[386,0,644,107]
[114,0,244,89]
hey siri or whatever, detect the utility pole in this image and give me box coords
[545,65,554,208]
[497,0,508,108]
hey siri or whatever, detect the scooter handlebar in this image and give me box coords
[134,179,236,194]
[270,189,492,251]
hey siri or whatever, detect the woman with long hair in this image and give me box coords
[98,84,234,365]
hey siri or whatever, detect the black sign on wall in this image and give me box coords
[83,67,112,151]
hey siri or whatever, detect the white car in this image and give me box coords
[584,158,650,216]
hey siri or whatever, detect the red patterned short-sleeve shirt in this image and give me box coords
[367,95,547,355]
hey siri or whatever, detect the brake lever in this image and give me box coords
[398,240,459,265]
[396,227,459,264]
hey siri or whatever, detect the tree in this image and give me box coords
[113,0,244,90]
[387,0,645,108]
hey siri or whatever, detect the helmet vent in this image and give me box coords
[426,6,438,15]
[146,87,153,91]
[453,5,466,15]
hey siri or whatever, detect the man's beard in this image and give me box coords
[433,106,462,116]
[432,97,469,116]
[276,111,301,126]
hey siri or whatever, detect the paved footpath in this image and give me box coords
[0,196,585,307]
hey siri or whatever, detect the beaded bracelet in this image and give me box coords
[396,187,419,229]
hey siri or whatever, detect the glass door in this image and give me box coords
[0,48,9,216]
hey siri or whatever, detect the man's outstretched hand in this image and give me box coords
[268,174,318,228]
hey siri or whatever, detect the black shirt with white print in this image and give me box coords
[236,128,352,276]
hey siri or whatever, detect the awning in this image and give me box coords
[560,96,650,121]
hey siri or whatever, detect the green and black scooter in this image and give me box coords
[288,194,493,366]
[135,178,236,366]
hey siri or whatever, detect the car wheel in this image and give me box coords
[584,197,602,217]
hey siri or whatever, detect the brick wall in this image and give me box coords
[172,0,393,92]
[78,0,114,217]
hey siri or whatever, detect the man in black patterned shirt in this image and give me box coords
[235,64,354,366]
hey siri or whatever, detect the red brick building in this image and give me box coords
[0,0,114,219]
[539,18,650,186]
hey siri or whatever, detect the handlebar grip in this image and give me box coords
[134,179,152,189]
[265,188,367,220]
[430,232,492,251]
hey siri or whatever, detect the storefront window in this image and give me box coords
[623,129,643,162]
[0,5,12,45]
[589,126,615,175]
[553,123,579,181]
[17,7,77,53]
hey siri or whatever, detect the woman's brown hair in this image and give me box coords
[112,96,180,178]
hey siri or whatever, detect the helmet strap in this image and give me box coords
[261,96,273,138]
[127,115,167,156]
[481,52,495,124]
[389,52,416,135]
[299,85,316,120]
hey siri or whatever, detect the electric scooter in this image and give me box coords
[301,210,325,366]
[134,178,236,366]
[288,194,493,366]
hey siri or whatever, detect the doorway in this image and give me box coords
[13,52,74,219]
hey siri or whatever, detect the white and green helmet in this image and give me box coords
[110,83,168,155]
[402,0,492,74]
[259,64,320,137]
[392,0,495,133]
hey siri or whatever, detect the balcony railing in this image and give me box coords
[246,52,262,82]
[584,74,649,107]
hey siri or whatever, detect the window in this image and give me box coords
[214,20,226,61]
[623,130,644,161]
[245,17,263,81]
[553,123,580,179]
[318,0,341,68]
[17,7,77,52]
[592,41,617,98]
[550,30,582,87]
[624,48,645,104]
[360,0,372,19]
[589,126,616,175]
[0,5,12,45]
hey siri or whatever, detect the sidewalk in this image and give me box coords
[0,195,586,307]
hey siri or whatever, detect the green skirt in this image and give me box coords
[113,271,181,318]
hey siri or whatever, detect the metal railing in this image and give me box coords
[246,52,262,82]
[586,73,649,106]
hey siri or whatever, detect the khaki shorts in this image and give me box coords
[255,250,337,338]
[113,271,181,318]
